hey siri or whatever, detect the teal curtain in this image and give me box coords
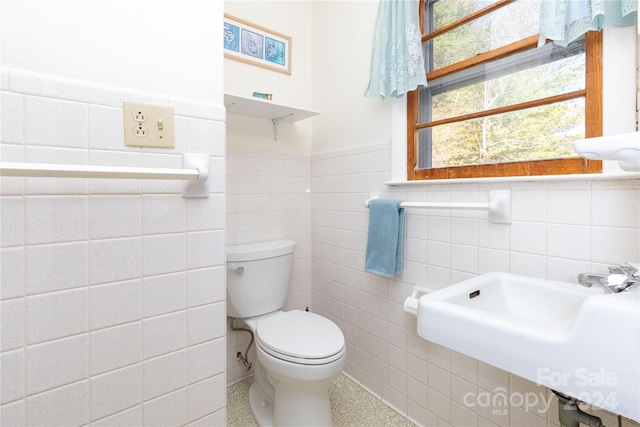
[365,0,427,99]
[539,0,638,47]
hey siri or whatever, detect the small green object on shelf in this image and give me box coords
[252,92,273,100]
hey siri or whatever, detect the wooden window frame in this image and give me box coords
[407,0,603,181]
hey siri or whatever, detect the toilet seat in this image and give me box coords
[256,310,345,365]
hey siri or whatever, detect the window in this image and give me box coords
[408,0,602,180]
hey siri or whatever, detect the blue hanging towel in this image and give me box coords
[365,199,405,278]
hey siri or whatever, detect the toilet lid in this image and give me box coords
[256,311,345,362]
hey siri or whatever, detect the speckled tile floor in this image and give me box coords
[227,373,417,427]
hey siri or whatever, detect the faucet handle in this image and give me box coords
[607,262,638,277]
[603,273,629,290]
[578,263,640,293]
[607,265,625,275]
[621,262,639,277]
[605,262,640,292]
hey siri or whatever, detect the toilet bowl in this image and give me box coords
[244,310,345,426]
[227,240,346,427]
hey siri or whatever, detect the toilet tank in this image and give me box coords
[226,239,296,318]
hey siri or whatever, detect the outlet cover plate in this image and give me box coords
[123,101,175,148]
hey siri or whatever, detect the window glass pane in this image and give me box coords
[420,98,585,168]
[428,0,540,71]
[430,52,585,121]
[429,0,494,31]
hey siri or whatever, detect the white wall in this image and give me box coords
[1,0,227,424]
[309,5,638,171]
[223,0,316,385]
[306,12,640,427]
[602,26,637,135]
[226,147,313,383]
[310,0,392,154]
[310,144,640,426]
[1,0,223,103]
[224,0,314,153]
[1,70,227,425]
[224,0,391,155]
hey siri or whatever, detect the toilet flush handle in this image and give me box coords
[227,263,244,274]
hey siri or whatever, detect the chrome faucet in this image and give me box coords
[578,263,640,294]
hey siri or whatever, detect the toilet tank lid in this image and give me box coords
[227,239,296,262]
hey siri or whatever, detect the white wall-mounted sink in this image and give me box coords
[417,272,640,422]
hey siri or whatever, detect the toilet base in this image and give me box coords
[249,382,273,427]
[248,377,334,427]
[272,378,333,427]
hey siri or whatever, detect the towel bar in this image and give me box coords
[0,153,211,198]
[365,189,511,224]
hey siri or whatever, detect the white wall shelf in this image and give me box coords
[224,93,320,140]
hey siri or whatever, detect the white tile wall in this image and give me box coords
[311,143,640,427]
[225,148,312,384]
[90,322,141,375]
[0,69,227,425]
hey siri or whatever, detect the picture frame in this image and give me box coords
[223,13,292,75]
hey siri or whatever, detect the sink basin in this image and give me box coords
[417,272,640,422]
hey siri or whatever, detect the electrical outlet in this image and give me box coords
[133,110,148,123]
[123,101,175,148]
[134,125,148,137]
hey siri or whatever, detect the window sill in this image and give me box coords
[385,171,640,186]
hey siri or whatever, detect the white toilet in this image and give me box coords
[227,239,346,427]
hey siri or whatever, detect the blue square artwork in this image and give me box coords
[224,22,239,52]
[265,37,285,66]
[241,29,263,59]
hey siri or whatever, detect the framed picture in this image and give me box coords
[223,13,292,75]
